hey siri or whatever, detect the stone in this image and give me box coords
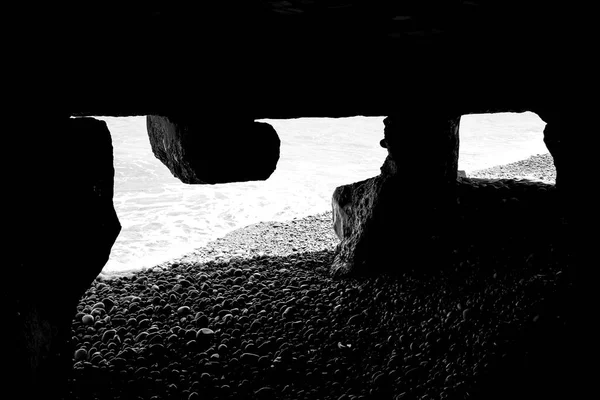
[177,306,191,315]
[250,320,261,331]
[102,329,117,343]
[331,158,404,276]
[196,328,215,348]
[146,115,281,184]
[462,309,471,321]
[73,348,88,362]
[240,352,260,365]
[218,344,228,354]
[194,313,209,327]
[135,332,149,343]
[282,306,295,320]
[102,298,115,312]
[81,314,94,325]
[91,308,104,317]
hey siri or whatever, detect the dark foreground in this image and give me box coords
[65,155,584,400]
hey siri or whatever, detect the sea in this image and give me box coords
[99,112,548,276]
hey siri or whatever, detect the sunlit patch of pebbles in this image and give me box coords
[467,153,556,183]
[66,183,574,400]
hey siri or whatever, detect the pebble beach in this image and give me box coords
[66,153,581,400]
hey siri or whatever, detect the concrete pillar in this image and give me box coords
[332,111,460,276]
[4,116,121,397]
[383,113,460,189]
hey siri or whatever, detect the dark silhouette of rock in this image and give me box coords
[147,115,280,184]
[332,114,460,276]
[5,116,120,398]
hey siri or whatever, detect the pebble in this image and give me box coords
[257,355,271,368]
[282,306,295,320]
[102,298,115,312]
[240,352,260,365]
[194,313,209,327]
[196,327,214,337]
[90,352,103,364]
[233,276,246,285]
[250,320,261,331]
[179,279,192,288]
[463,308,471,321]
[135,332,149,343]
[102,329,116,343]
[81,314,94,325]
[177,306,191,315]
[196,328,215,349]
[74,348,88,361]
[184,329,196,341]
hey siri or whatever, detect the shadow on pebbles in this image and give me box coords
[66,192,584,400]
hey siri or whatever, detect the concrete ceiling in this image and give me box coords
[9,1,590,118]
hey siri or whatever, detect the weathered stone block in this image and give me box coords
[331,158,399,276]
[147,115,280,184]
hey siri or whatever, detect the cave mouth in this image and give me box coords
[100,112,552,279]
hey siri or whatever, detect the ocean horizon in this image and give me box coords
[99,112,548,276]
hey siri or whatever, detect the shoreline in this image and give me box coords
[99,152,556,280]
[465,152,555,183]
[98,213,340,280]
